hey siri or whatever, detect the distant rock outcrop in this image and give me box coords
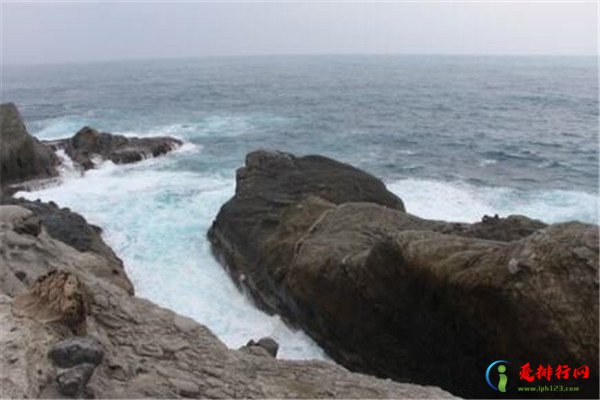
[45,126,182,170]
[1,103,183,193]
[209,149,598,398]
[0,103,59,193]
[0,203,454,399]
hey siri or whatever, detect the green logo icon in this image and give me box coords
[486,360,510,392]
[497,364,508,392]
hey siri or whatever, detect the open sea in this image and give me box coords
[3,55,598,359]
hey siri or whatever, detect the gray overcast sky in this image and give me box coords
[1,1,597,65]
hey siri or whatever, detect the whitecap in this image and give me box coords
[16,151,328,361]
[478,158,497,167]
[387,178,597,224]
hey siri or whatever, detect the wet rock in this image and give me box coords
[44,126,182,170]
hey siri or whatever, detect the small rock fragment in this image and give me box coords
[56,363,95,397]
[49,336,104,368]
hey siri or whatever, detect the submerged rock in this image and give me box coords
[209,150,598,398]
[44,126,182,170]
[0,103,59,193]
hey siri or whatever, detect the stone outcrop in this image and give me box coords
[44,126,182,170]
[0,204,454,399]
[1,103,183,194]
[239,337,279,358]
[209,150,598,398]
[0,103,59,193]
[208,150,405,312]
[49,336,105,368]
[1,196,134,294]
[12,270,88,335]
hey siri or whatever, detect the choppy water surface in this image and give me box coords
[5,55,597,359]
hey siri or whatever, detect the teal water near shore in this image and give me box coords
[7,55,597,359]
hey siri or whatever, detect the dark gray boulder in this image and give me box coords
[240,337,279,358]
[280,201,598,397]
[49,336,104,368]
[208,150,405,312]
[209,150,596,398]
[0,103,59,193]
[45,126,182,170]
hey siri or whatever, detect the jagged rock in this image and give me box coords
[12,270,88,335]
[0,103,59,193]
[49,336,104,368]
[440,213,547,241]
[1,196,134,294]
[13,214,42,236]
[0,204,455,399]
[281,201,598,396]
[240,337,279,358]
[44,126,182,170]
[208,150,405,312]
[209,150,598,398]
[0,204,33,225]
[56,363,96,397]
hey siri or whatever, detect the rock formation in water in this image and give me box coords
[0,103,60,194]
[0,204,454,399]
[1,103,182,193]
[44,126,182,170]
[209,149,599,398]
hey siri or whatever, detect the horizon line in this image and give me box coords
[2,51,597,68]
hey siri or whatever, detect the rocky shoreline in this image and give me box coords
[208,150,599,398]
[1,103,182,195]
[1,104,455,398]
[2,102,598,399]
[0,203,454,398]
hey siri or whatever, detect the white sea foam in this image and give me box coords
[33,117,92,140]
[477,158,497,167]
[16,146,597,362]
[387,178,598,224]
[17,152,327,361]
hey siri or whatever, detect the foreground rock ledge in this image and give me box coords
[0,204,454,399]
[208,149,599,398]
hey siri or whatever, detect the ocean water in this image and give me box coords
[4,55,598,359]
